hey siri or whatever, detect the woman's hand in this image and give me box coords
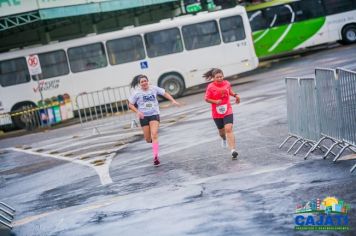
[216,99,222,105]
[137,111,144,119]
[235,95,240,104]
[171,100,181,107]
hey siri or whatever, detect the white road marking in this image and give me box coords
[57,141,120,156]
[6,141,128,185]
[7,147,91,166]
[43,132,136,153]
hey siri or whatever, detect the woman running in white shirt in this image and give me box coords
[128,74,180,166]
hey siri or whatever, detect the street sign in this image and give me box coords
[26,54,42,75]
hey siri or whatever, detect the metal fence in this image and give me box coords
[75,85,137,134]
[0,202,15,229]
[0,95,75,131]
[280,68,356,173]
[0,105,47,131]
[0,86,137,133]
[280,77,322,155]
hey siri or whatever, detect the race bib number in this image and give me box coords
[216,104,227,114]
[144,102,154,108]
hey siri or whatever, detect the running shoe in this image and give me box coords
[154,157,160,166]
[221,139,227,148]
[231,150,238,160]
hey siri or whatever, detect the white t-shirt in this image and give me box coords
[128,86,165,116]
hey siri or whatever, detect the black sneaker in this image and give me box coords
[154,157,160,166]
[232,151,238,160]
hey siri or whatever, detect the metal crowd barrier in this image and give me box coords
[309,68,345,159]
[1,101,74,131]
[336,68,356,173]
[311,68,356,163]
[336,68,356,163]
[0,105,44,131]
[75,85,137,134]
[280,68,356,173]
[280,77,324,156]
[0,201,15,229]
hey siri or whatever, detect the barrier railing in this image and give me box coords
[337,68,356,160]
[0,95,75,131]
[309,68,345,159]
[75,85,137,133]
[280,68,356,173]
[0,201,15,229]
[280,77,323,156]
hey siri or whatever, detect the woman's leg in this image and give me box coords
[218,128,227,148]
[149,120,160,164]
[224,123,235,150]
[218,128,226,140]
[149,120,159,143]
[140,117,152,143]
[224,114,238,159]
[214,118,227,148]
[142,125,152,143]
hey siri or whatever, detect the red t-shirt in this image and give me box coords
[205,80,233,119]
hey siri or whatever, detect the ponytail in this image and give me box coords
[131,74,148,88]
[202,68,223,81]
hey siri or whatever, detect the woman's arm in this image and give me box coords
[205,98,222,105]
[128,102,144,119]
[162,92,180,106]
[229,88,240,104]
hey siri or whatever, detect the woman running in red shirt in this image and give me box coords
[204,68,240,159]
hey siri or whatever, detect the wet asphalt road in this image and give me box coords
[0,44,356,236]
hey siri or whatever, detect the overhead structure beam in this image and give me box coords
[0,11,40,31]
[39,0,179,20]
[0,0,179,30]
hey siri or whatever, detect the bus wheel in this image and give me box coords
[11,102,39,130]
[341,25,356,44]
[159,73,185,98]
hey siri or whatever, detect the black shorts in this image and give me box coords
[213,114,233,129]
[139,114,160,127]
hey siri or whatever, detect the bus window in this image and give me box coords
[0,57,30,87]
[248,10,268,31]
[323,0,355,15]
[68,43,107,73]
[293,0,324,22]
[144,28,183,58]
[106,35,145,65]
[38,50,69,79]
[220,15,246,43]
[182,20,221,50]
[268,5,293,27]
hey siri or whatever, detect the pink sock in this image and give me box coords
[152,142,159,158]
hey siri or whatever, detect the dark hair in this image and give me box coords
[131,74,148,88]
[202,68,223,81]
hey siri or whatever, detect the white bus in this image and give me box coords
[0,6,258,129]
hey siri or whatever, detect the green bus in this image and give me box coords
[246,0,356,58]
